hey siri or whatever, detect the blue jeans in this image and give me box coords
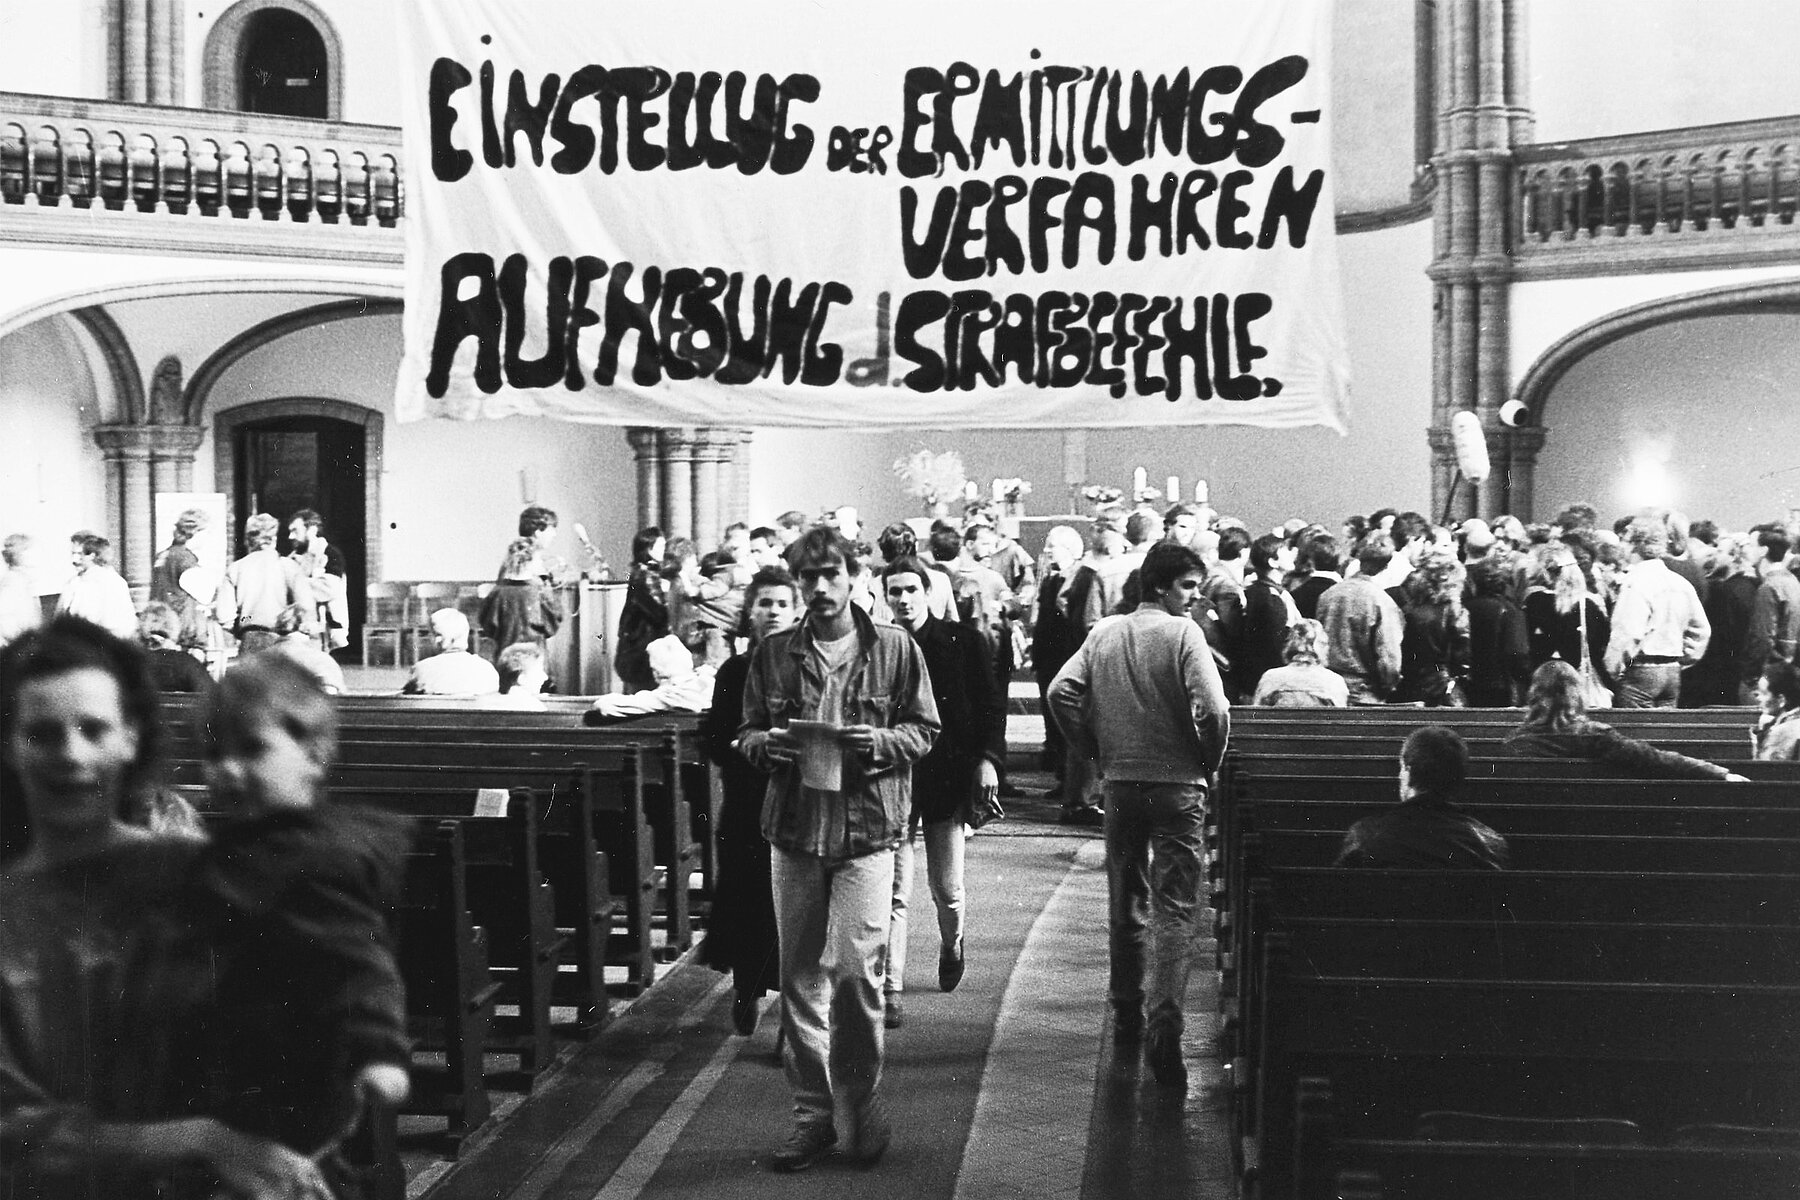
[886,817,966,996]
[1615,660,1681,708]
[1102,781,1206,1037]
[772,845,895,1128]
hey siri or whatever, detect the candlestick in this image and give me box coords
[1194,479,1209,504]
[964,480,978,502]
[1133,466,1147,495]
[1166,476,1179,504]
[991,478,1004,503]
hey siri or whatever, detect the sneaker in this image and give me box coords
[770,1122,837,1173]
[1146,1027,1187,1089]
[884,995,904,1029]
[848,1099,892,1168]
[732,993,758,1036]
[938,938,966,993]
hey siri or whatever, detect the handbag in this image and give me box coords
[964,780,1005,830]
[1576,597,1613,709]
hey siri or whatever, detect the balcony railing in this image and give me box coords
[0,91,402,228]
[1513,115,1800,275]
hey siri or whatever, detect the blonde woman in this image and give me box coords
[1251,619,1349,706]
[1397,547,1470,706]
[1522,541,1609,679]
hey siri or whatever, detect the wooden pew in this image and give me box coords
[1244,828,1800,874]
[395,821,497,1150]
[1250,953,1800,1199]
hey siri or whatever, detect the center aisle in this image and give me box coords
[420,833,1235,1200]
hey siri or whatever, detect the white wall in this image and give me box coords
[1534,311,1800,528]
[1530,1,1800,143]
[1,0,109,99]
[197,311,640,580]
[0,317,109,583]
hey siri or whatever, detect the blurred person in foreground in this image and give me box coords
[1752,658,1800,761]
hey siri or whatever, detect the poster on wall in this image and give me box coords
[395,0,1350,431]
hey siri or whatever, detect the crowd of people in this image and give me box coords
[3,489,1798,1188]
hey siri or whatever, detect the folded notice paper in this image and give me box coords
[788,719,843,792]
[473,788,509,817]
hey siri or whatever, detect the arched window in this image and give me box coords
[202,0,345,122]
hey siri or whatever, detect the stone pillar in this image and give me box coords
[727,430,754,529]
[112,0,182,105]
[1498,426,1547,521]
[660,429,696,543]
[93,424,205,588]
[1428,0,1528,521]
[627,427,664,535]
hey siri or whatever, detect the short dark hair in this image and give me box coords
[1762,658,1800,710]
[519,505,559,538]
[1355,533,1395,573]
[631,526,664,565]
[1392,511,1430,546]
[928,527,962,563]
[793,524,858,571]
[1402,725,1468,794]
[1688,519,1719,546]
[1164,503,1195,526]
[1249,532,1285,575]
[1216,526,1251,561]
[1759,528,1793,562]
[877,522,918,562]
[291,508,322,531]
[738,567,799,636]
[749,526,778,544]
[1307,534,1343,575]
[881,555,933,584]
[1140,542,1206,598]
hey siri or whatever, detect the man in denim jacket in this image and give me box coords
[739,527,939,1172]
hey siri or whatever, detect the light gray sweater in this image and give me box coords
[1046,605,1231,785]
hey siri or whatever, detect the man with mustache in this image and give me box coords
[738,526,939,1172]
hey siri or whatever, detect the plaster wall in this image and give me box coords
[1532,312,1800,527]
[0,317,109,582]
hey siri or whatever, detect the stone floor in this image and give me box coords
[409,812,1238,1200]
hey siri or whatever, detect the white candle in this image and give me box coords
[1167,476,1179,503]
[964,480,978,502]
[992,478,1004,503]
[1133,466,1147,495]
[1194,479,1209,504]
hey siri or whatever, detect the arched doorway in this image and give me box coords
[215,399,382,656]
[238,7,329,119]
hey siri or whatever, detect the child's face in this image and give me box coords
[209,712,327,811]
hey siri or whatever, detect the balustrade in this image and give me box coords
[0,92,402,228]
[1516,116,1800,246]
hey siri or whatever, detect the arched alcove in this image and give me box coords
[202,0,345,121]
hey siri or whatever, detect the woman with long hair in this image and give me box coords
[614,525,668,692]
[698,567,799,1034]
[0,617,338,1200]
[1506,660,1745,779]
[1397,547,1470,706]
[1522,540,1610,680]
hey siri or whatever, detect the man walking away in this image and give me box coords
[1047,543,1230,1091]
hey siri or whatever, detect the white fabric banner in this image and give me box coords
[396,0,1350,431]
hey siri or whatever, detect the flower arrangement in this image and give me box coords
[893,449,967,512]
[1081,484,1123,506]
[1133,485,1163,504]
[995,478,1032,504]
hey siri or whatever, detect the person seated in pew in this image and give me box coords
[191,654,412,1187]
[1336,726,1511,870]
[479,641,551,710]
[1250,619,1349,707]
[263,602,345,695]
[1752,658,1800,761]
[1506,661,1749,780]
[137,600,214,694]
[584,634,718,721]
[403,608,500,696]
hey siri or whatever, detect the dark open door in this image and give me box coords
[234,415,367,655]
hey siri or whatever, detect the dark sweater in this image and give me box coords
[1504,719,1729,779]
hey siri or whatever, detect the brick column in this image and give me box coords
[660,429,697,543]
[93,423,204,588]
[627,427,664,535]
